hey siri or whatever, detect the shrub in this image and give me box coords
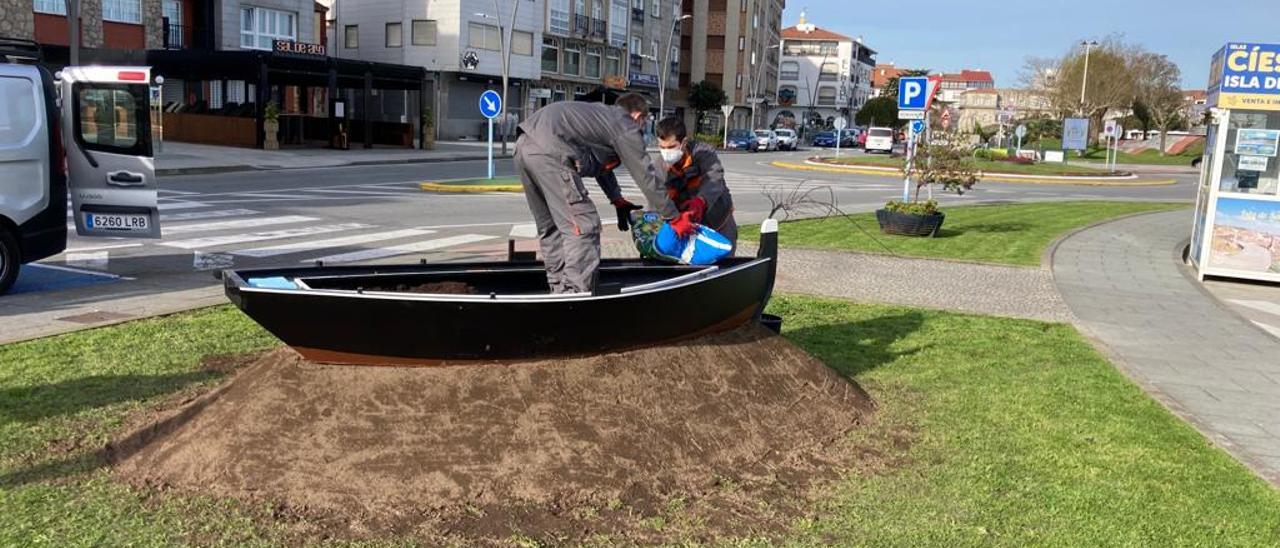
[883,199,939,216]
[692,132,723,147]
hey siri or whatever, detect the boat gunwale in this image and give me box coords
[225,257,771,304]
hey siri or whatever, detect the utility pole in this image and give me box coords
[66,0,80,65]
[1079,40,1097,115]
[658,14,692,119]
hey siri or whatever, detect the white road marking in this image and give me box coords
[233,228,436,258]
[28,262,129,279]
[161,223,370,250]
[160,208,259,222]
[303,234,497,264]
[229,192,314,199]
[417,221,524,230]
[509,223,538,238]
[1253,321,1280,339]
[193,251,235,271]
[64,251,110,270]
[1228,299,1280,317]
[157,201,211,211]
[164,215,319,235]
[305,188,420,197]
[159,189,202,195]
[63,243,142,253]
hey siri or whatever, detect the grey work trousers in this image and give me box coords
[514,148,602,294]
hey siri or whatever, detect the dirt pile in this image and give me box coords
[110,325,873,542]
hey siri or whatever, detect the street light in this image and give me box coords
[1079,39,1098,113]
[658,14,693,119]
[749,41,782,130]
[476,1,521,155]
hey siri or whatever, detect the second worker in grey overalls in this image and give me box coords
[514,93,677,293]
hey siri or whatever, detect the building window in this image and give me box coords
[629,35,642,55]
[385,22,402,47]
[651,39,659,60]
[542,38,560,73]
[586,46,602,78]
[564,43,581,75]
[609,0,627,48]
[592,0,604,18]
[241,7,297,50]
[33,0,66,15]
[817,86,836,106]
[103,0,142,23]
[740,0,746,12]
[411,20,437,46]
[553,84,566,102]
[344,25,358,49]
[735,74,742,89]
[632,0,643,10]
[752,13,758,29]
[819,62,838,81]
[550,0,571,35]
[468,22,501,51]
[779,61,798,80]
[512,30,534,56]
[651,0,659,16]
[738,36,745,51]
[605,50,621,77]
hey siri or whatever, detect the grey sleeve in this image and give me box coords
[595,171,623,203]
[612,128,678,219]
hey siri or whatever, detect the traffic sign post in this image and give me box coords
[898,76,929,110]
[833,117,846,157]
[1014,123,1027,153]
[479,90,502,179]
[897,76,930,202]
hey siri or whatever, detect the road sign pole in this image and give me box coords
[487,118,494,179]
[903,130,914,202]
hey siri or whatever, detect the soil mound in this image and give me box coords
[111,325,872,542]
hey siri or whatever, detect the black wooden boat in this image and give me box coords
[222,221,779,366]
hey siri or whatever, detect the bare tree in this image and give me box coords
[1042,37,1137,145]
[1130,51,1184,155]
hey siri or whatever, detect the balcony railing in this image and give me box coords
[631,8,645,23]
[574,14,590,37]
[591,18,607,40]
[162,20,188,49]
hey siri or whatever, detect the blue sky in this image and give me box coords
[784,0,1279,89]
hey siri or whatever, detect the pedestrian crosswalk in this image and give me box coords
[59,186,519,272]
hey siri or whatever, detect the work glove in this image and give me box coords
[612,198,643,231]
[681,196,707,225]
[668,210,699,239]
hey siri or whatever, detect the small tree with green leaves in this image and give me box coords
[855,96,900,128]
[905,142,979,201]
[688,80,727,132]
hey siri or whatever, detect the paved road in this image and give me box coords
[1,148,1198,331]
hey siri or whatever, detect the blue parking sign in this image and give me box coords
[898,76,928,110]
[479,90,502,119]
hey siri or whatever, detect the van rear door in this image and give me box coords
[61,66,161,238]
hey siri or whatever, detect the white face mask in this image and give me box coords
[660,147,685,164]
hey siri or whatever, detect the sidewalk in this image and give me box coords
[1052,210,1280,485]
[156,140,511,176]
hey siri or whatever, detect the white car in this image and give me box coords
[752,129,777,152]
[864,127,895,154]
[773,128,797,151]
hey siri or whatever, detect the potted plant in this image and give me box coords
[263,100,280,150]
[876,141,978,237]
[422,107,436,150]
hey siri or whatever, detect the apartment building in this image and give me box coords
[2,0,165,52]
[936,69,995,103]
[675,0,783,133]
[766,13,874,132]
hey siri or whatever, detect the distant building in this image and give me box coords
[871,62,910,96]
[1183,89,1208,128]
[936,69,994,103]
[674,0,784,133]
[956,88,1051,133]
[766,11,875,132]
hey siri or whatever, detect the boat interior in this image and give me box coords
[235,257,763,298]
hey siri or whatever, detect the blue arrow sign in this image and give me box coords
[898,76,928,110]
[479,90,502,119]
[911,120,925,134]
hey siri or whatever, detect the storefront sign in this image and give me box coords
[603,75,627,89]
[1208,42,1280,111]
[273,40,325,56]
[1238,155,1269,172]
[1234,128,1280,156]
[529,88,552,99]
[629,73,659,88]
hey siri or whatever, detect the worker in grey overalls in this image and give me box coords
[514,93,677,293]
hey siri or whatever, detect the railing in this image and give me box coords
[631,7,645,23]
[162,20,188,49]
[590,19,607,40]
[629,53,643,72]
[574,14,590,37]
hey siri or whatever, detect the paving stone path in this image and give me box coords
[1053,210,1280,485]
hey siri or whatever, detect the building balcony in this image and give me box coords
[631,8,645,23]
[591,19,607,40]
[574,14,590,37]
[163,21,188,49]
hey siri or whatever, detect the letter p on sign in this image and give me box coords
[898,76,928,110]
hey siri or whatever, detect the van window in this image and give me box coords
[869,128,892,137]
[73,84,149,155]
[0,76,38,147]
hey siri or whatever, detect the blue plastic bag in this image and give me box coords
[654,222,733,265]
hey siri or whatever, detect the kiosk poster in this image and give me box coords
[1062,118,1089,150]
[1234,129,1280,156]
[1208,197,1280,275]
[1208,43,1280,111]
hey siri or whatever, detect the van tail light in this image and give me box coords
[117,71,147,81]
[52,118,67,177]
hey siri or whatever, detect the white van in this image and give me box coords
[0,44,161,293]
[864,127,894,153]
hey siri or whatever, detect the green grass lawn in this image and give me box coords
[3,299,1279,545]
[1077,148,1202,166]
[819,155,1112,177]
[743,201,1186,266]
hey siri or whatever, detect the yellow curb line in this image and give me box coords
[768,161,1177,187]
[419,181,523,193]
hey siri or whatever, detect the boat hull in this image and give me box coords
[224,259,773,366]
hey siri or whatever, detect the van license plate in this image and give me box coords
[85,212,149,232]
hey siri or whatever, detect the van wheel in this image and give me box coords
[0,227,19,295]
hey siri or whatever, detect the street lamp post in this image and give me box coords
[748,41,782,130]
[658,14,692,119]
[1079,40,1098,113]
[477,0,521,156]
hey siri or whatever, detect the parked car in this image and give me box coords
[864,127,895,154]
[838,128,859,147]
[773,128,798,150]
[752,129,777,152]
[0,42,162,294]
[725,129,755,151]
[811,131,837,147]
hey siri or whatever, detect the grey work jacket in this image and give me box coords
[517,102,676,218]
